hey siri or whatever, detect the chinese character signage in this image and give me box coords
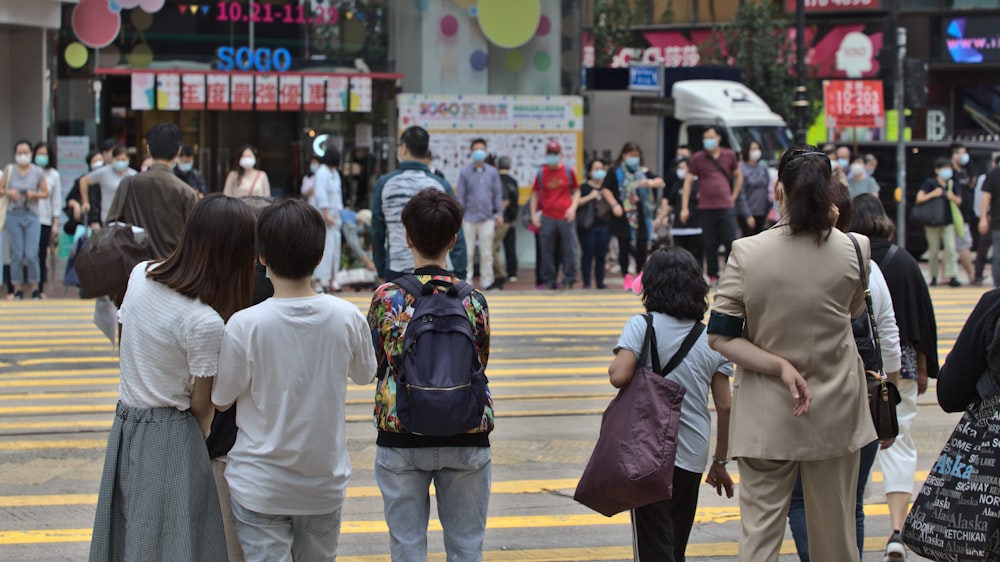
[824,80,884,128]
[206,74,230,110]
[156,74,181,110]
[279,76,302,111]
[785,0,880,12]
[231,75,255,110]
[255,75,279,111]
[398,94,584,131]
[182,74,206,110]
[303,76,326,111]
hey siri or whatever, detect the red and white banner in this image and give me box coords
[279,76,302,111]
[156,74,181,110]
[327,77,348,112]
[303,76,326,111]
[255,75,279,111]
[824,80,884,128]
[206,74,230,110]
[230,75,255,111]
[350,76,372,112]
[181,74,206,110]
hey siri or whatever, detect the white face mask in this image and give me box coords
[676,168,687,180]
[15,154,31,166]
[749,149,762,162]
[91,160,105,170]
[239,157,256,170]
[849,164,866,178]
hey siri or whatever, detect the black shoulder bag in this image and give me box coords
[849,234,901,440]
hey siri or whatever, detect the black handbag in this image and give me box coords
[910,183,949,227]
[849,234,902,440]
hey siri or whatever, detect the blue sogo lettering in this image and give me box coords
[236,47,254,70]
[217,46,235,71]
[254,48,271,71]
[216,46,293,72]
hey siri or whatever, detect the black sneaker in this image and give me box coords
[948,277,962,287]
[30,290,41,300]
[13,291,23,300]
[884,530,906,561]
[929,277,938,287]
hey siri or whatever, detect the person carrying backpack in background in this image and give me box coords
[366,188,494,562]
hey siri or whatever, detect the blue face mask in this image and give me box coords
[959,153,970,166]
[112,160,129,173]
[591,169,607,181]
[177,162,193,173]
[625,156,641,170]
[939,168,954,181]
[472,149,487,163]
[34,155,49,168]
[309,163,319,174]
[837,158,850,170]
[545,154,560,167]
[703,138,719,151]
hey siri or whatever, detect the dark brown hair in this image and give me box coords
[741,140,762,163]
[641,247,708,321]
[615,141,642,168]
[777,145,836,244]
[147,194,256,321]
[257,199,326,280]
[849,193,896,241]
[235,144,259,182]
[401,188,464,257]
[831,179,852,232]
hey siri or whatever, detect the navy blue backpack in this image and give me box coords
[393,275,488,436]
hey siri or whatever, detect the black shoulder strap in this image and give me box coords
[848,234,885,376]
[705,152,733,186]
[638,314,656,371]
[393,274,424,299]
[878,244,899,270]
[659,321,706,376]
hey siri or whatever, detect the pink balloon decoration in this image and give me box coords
[72,0,121,49]
[536,15,551,37]
[439,15,459,37]
[138,0,165,13]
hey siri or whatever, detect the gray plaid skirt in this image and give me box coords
[89,402,228,561]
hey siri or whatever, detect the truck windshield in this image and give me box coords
[730,126,794,160]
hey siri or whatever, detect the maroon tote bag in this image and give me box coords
[574,314,702,517]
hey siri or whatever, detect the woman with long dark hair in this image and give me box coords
[31,141,61,297]
[89,194,258,561]
[609,246,734,560]
[223,145,271,198]
[708,146,875,562]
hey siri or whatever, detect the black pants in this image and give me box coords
[672,235,704,273]
[503,223,518,278]
[975,227,993,280]
[700,208,737,279]
[631,467,702,562]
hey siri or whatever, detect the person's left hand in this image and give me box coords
[747,216,756,230]
[705,463,735,498]
[565,207,576,223]
[917,370,929,395]
[879,437,895,450]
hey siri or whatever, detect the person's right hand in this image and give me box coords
[81,202,90,214]
[531,214,542,229]
[778,360,811,416]
[612,204,623,218]
[981,217,990,236]
[679,208,690,225]
[7,190,20,204]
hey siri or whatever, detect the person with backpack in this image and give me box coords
[366,188,493,562]
[529,140,579,289]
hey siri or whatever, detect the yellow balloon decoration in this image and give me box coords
[65,42,89,69]
[477,0,540,49]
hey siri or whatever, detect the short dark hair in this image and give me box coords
[993,154,1000,167]
[321,146,341,168]
[741,140,762,162]
[497,156,511,170]
[933,157,951,171]
[147,123,182,160]
[703,126,722,137]
[615,141,642,167]
[587,158,605,176]
[470,138,487,150]
[778,145,837,244]
[32,141,54,168]
[641,247,708,321]
[13,139,32,154]
[401,188,464,257]
[147,195,257,321]
[948,143,966,157]
[400,126,430,159]
[849,193,895,241]
[100,138,121,153]
[180,144,196,157]
[257,199,326,280]
[111,145,128,159]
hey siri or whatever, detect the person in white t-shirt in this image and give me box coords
[213,198,377,562]
[89,194,259,561]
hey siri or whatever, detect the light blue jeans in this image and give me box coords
[375,446,492,562]
[6,207,41,285]
[231,499,342,562]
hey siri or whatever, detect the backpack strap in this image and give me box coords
[393,274,425,299]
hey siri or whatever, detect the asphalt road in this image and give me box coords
[0,285,986,561]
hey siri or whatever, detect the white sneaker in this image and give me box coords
[884,530,906,561]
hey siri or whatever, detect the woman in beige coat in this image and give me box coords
[707,147,876,562]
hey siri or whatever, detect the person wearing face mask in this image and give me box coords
[224,145,271,199]
[80,144,137,226]
[735,141,771,237]
[658,158,704,270]
[835,145,852,175]
[64,151,105,236]
[0,139,49,299]
[174,144,207,196]
[27,142,61,298]
[457,139,504,291]
[915,158,962,287]
[311,147,344,293]
[846,155,879,200]
[530,140,580,290]
[577,159,612,289]
[300,155,321,207]
[681,127,743,285]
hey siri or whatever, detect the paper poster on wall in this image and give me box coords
[156,74,181,110]
[181,74,206,110]
[131,73,155,110]
[206,74,230,110]
[397,94,584,188]
[350,77,372,112]
[327,77,348,112]
[56,136,90,195]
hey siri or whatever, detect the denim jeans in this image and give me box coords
[540,216,577,287]
[578,223,610,288]
[231,499,342,562]
[788,440,879,562]
[375,446,491,562]
[6,207,41,285]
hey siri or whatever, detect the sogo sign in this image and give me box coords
[217,46,293,72]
